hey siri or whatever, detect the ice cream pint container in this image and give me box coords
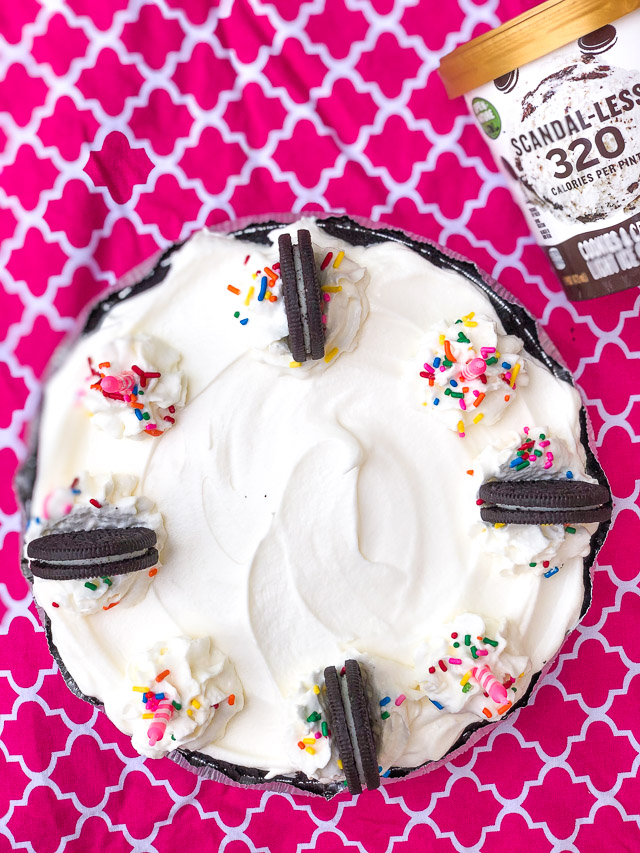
[439,0,640,300]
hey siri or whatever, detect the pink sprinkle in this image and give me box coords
[523,426,530,434]
[547,452,554,460]
[439,365,446,372]
[539,440,550,447]
[448,658,462,665]
[322,315,327,325]
[505,372,511,381]
[323,293,331,302]
[123,394,131,402]
[146,423,157,429]
[422,363,435,374]
[459,400,466,410]
[314,731,321,739]
[544,461,553,469]
[480,347,496,358]
[473,389,480,397]
[477,650,489,656]
[395,695,406,706]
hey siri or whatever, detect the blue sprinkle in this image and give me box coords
[71,489,81,494]
[35,517,40,524]
[258,275,268,302]
[429,698,444,710]
[566,471,574,479]
[433,398,440,406]
[382,770,391,778]
[433,357,441,368]
[509,457,522,468]
[544,567,559,578]
[379,697,391,706]
[155,693,165,700]
[502,362,511,369]
[240,318,249,325]
[132,385,139,396]
[142,694,148,703]
[449,379,458,387]
[134,408,143,421]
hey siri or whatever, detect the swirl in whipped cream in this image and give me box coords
[27,472,166,615]
[83,335,186,439]
[417,313,528,434]
[124,636,243,758]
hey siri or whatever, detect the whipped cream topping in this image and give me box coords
[27,473,165,615]
[28,219,594,779]
[83,335,186,439]
[416,314,527,434]
[471,426,595,576]
[124,636,242,758]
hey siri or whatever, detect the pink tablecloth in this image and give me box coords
[1,1,637,850]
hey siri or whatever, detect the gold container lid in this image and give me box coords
[439,0,640,99]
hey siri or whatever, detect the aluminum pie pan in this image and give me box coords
[15,214,610,799]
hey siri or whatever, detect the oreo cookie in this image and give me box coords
[324,660,380,794]
[478,480,611,525]
[578,25,617,55]
[278,229,325,362]
[28,527,158,580]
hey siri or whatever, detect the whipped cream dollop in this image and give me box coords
[83,335,187,439]
[27,472,166,615]
[28,219,596,783]
[416,313,527,434]
[471,426,596,575]
[229,242,367,372]
[124,636,243,758]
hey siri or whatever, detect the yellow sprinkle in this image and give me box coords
[438,334,446,345]
[313,685,320,695]
[187,708,194,718]
[494,522,505,528]
[495,352,501,359]
[191,699,201,709]
[132,686,148,693]
[518,672,525,678]
[252,272,258,279]
[333,251,345,269]
[463,321,478,327]
[305,746,316,755]
[422,402,427,406]
[457,420,465,434]
[460,671,471,687]
[142,713,154,719]
[462,311,475,321]
[321,285,342,293]
[473,413,484,424]
[337,759,343,769]
[289,361,301,368]
[244,286,254,306]
[509,362,521,388]
[324,347,339,363]
[302,737,316,744]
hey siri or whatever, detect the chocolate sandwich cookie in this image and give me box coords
[28,527,158,580]
[478,480,611,525]
[278,229,325,362]
[324,660,380,794]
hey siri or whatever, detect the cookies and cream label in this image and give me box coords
[468,12,640,299]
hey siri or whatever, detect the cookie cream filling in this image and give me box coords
[28,218,594,779]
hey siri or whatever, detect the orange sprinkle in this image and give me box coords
[103,601,120,611]
[444,340,456,362]
[467,470,474,475]
[504,394,510,401]
[497,702,512,715]
[156,670,170,682]
[148,568,158,577]
[130,401,144,410]
[90,382,101,391]
[227,285,241,295]
[98,362,111,369]
[297,741,305,750]
[228,694,236,706]
[265,267,278,281]
[269,294,278,302]
[473,393,485,408]
[482,707,492,718]
[462,387,469,393]
[145,429,163,436]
